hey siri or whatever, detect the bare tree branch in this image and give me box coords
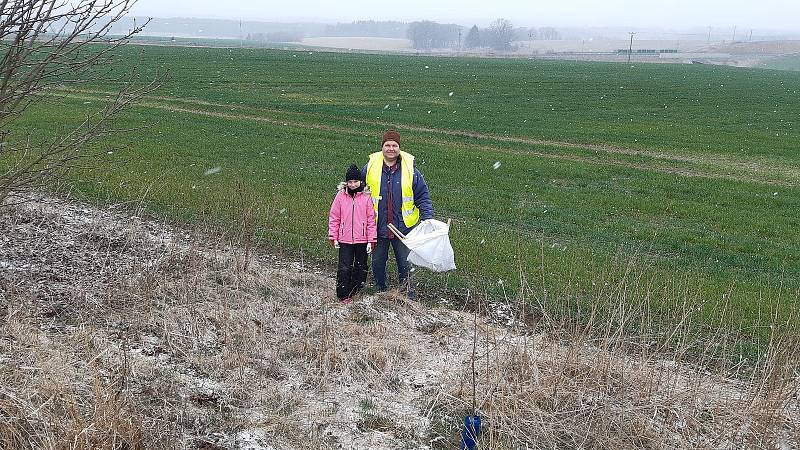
[0,0,161,206]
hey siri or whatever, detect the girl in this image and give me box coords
[328,164,377,304]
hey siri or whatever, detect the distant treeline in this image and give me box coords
[110,17,561,48]
[408,19,562,51]
[406,21,463,49]
[111,17,325,39]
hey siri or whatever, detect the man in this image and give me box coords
[362,129,434,299]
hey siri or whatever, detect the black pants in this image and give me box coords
[336,243,368,300]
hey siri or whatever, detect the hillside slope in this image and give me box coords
[1,198,797,449]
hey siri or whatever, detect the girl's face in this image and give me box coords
[346,180,361,190]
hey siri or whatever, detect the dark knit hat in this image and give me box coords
[345,164,361,181]
[382,129,400,145]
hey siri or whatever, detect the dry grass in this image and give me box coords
[1,196,798,449]
[433,328,799,449]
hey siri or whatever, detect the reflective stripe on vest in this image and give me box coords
[365,150,420,228]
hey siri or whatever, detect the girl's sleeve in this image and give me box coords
[328,194,341,240]
[366,197,377,243]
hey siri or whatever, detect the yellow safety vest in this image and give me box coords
[365,150,420,228]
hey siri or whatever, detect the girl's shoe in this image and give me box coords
[340,297,353,305]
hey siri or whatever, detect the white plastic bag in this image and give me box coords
[399,219,456,272]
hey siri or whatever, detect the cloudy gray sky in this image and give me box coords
[130,0,799,30]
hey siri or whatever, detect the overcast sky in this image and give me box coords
[129,0,800,31]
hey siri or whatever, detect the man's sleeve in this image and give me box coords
[361,164,368,181]
[413,169,434,220]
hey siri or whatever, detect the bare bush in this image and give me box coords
[0,0,160,205]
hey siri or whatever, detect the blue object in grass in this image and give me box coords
[460,415,482,450]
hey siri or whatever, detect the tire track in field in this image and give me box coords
[59,86,800,183]
[57,89,795,186]
[60,91,351,133]
[441,139,780,186]
[58,87,799,178]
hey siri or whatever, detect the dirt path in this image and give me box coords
[55,87,798,187]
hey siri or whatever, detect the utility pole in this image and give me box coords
[749,29,753,41]
[458,28,462,51]
[628,32,636,63]
[732,25,737,42]
[707,26,712,43]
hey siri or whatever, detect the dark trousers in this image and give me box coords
[336,243,368,300]
[371,237,412,294]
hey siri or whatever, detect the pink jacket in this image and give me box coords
[328,183,377,244]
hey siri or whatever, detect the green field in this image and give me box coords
[8,45,800,349]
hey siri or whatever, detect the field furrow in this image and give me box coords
[56,89,798,186]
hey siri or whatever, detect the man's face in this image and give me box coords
[382,140,399,160]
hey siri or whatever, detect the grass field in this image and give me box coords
[8,44,800,351]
